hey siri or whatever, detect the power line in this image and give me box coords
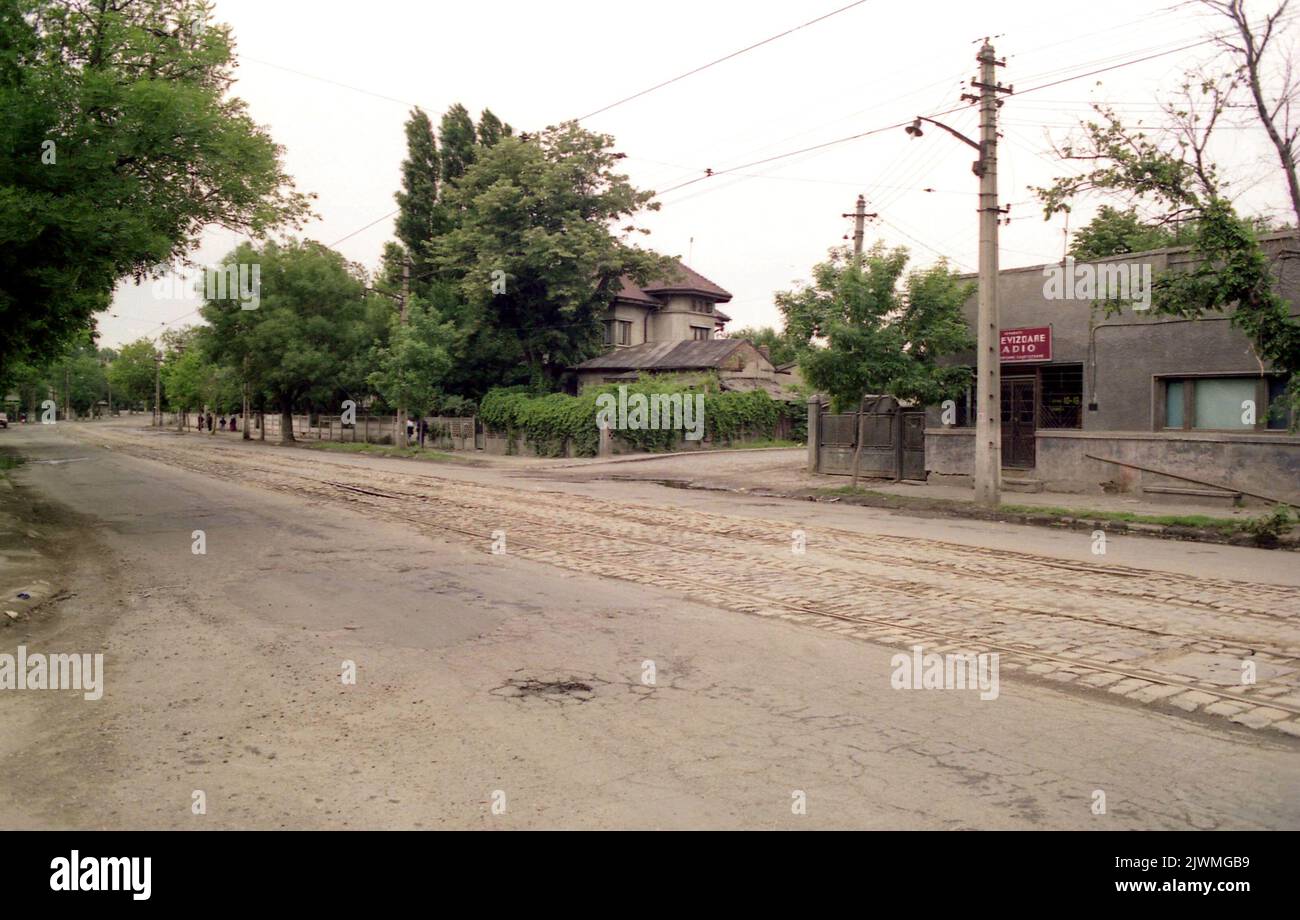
[648,25,1252,206]
[576,0,873,121]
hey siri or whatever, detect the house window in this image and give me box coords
[691,326,711,340]
[1160,375,1291,430]
[690,299,713,314]
[603,320,632,346]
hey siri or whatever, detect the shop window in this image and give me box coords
[1165,380,1185,428]
[1039,364,1083,429]
[1266,376,1295,430]
[1161,375,1289,430]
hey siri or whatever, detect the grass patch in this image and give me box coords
[295,441,470,464]
[998,504,1241,531]
[711,438,804,451]
[0,454,25,471]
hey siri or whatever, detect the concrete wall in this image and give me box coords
[927,427,1300,504]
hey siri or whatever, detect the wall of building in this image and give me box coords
[926,428,1300,504]
[608,302,650,346]
[938,233,1300,432]
[649,294,716,342]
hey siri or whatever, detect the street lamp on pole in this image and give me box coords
[905,41,1011,507]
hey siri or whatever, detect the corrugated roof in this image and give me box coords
[572,339,747,371]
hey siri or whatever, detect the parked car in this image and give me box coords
[0,411,8,428]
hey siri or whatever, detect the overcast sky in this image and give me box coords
[100,0,1297,348]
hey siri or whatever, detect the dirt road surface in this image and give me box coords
[1,420,1297,829]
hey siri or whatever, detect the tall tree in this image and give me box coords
[430,121,672,390]
[438,104,478,185]
[778,245,974,484]
[107,338,160,410]
[0,0,313,376]
[201,240,369,442]
[367,297,456,420]
[1201,0,1300,226]
[394,107,440,284]
[476,108,512,147]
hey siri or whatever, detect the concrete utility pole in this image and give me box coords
[906,42,1011,507]
[395,259,410,448]
[972,40,1010,507]
[153,353,162,427]
[841,195,877,265]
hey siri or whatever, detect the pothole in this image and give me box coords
[490,672,603,704]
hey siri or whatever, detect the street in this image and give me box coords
[1,419,1297,830]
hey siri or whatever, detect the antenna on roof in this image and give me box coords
[688,236,694,265]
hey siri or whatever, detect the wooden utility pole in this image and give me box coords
[972,40,1011,507]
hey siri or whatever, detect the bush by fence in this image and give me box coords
[479,378,794,458]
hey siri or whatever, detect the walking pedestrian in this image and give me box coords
[206,411,214,435]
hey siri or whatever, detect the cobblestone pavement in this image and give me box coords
[72,425,1300,737]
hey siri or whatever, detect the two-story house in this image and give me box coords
[598,263,733,348]
[573,262,797,397]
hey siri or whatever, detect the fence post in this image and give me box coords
[807,396,822,473]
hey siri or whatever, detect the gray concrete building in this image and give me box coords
[925,231,1300,505]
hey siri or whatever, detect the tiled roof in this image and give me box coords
[614,262,733,305]
[613,275,660,306]
[572,339,748,371]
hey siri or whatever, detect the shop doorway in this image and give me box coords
[1001,376,1037,468]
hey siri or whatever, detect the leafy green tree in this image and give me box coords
[161,346,206,421]
[778,244,974,484]
[394,108,441,285]
[44,336,108,417]
[1069,206,1196,259]
[367,298,456,418]
[476,109,512,148]
[201,240,369,442]
[438,104,479,185]
[0,0,313,377]
[107,338,160,410]
[431,121,672,391]
[725,326,801,366]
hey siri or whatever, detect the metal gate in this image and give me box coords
[813,396,926,480]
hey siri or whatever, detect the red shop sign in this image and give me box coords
[1000,326,1051,362]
